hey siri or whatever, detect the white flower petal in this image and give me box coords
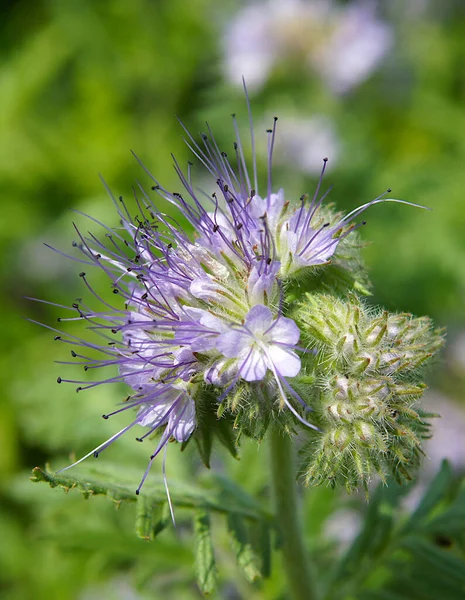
[216,330,251,357]
[244,304,273,335]
[137,399,172,428]
[170,397,196,442]
[268,345,301,377]
[240,348,267,381]
[268,315,301,345]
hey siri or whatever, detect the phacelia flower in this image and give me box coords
[36,88,426,495]
[224,0,393,94]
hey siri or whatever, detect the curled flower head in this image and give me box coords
[36,87,428,496]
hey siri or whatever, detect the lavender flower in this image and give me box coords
[224,0,393,94]
[37,89,424,495]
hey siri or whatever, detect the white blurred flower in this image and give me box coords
[310,3,393,94]
[224,0,393,94]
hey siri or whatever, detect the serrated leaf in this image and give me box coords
[31,464,273,522]
[194,509,217,595]
[227,513,262,583]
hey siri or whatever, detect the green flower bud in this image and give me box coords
[296,293,444,491]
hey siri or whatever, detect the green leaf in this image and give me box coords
[227,513,262,583]
[135,497,170,541]
[402,460,453,533]
[31,464,273,522]
[135,494,156,541]
[194,509,217,595]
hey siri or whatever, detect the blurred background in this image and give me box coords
[1,0,465,598]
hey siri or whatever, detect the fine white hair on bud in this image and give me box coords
[296,292,444,490]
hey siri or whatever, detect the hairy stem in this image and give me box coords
[269,427,319,600]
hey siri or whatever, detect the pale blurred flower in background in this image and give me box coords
[273,114,340,174]
[224,0,393,94]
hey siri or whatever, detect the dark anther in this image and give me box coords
[233,142,238,150]
[267,258,272,265]
[167,243,173,249]
[57,377,62,383]
[223,184,229,192]
[236,223,243,230]
[119,196,123,202]
[323,157,328,162]
[387,188,392,193]
[213,225,219,232]
[93,451,99,458]
[134,255,140,262]
[84,366,88,371]
[250,189,255,197]
[323,222,330,228]
[76,387,82,392]
[108,342,116,346]
[231,113,236,118]
[141,292,148,300]
[72,241,78,247]
[187,160,193,166]
[57,318,62,322]
[102,414,109,420]
[221,151,227,158]
[72,303,79,309]
[71,350,77,357]
[151,185,160,191]
[95,254,101,259]
[274,116,278,122]
[136,437,143,442]
[300,195,306,202]
[135,490,140,495]
[79,272,86,277]
[127,267,132,272]
[54,336,61,341]
[113,288,119,294]
[111,328,118,334]
[362,221,367,225]
[201,133,208,141]
[266,129,272,133]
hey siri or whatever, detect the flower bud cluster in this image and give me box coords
[296,293,444,490]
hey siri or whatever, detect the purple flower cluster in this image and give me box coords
[38,96,422,494]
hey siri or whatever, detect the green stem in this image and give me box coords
[269,427,319,600]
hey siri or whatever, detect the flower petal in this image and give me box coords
[244,304,273,335]
[267,315,300,345]
[170,397,196,442]
[239,348,267,381]
[216,329,251,357]
[268,345,301,377]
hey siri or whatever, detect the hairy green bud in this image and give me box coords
[296,293,444,491]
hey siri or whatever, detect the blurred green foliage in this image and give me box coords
[1,0,465,598]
